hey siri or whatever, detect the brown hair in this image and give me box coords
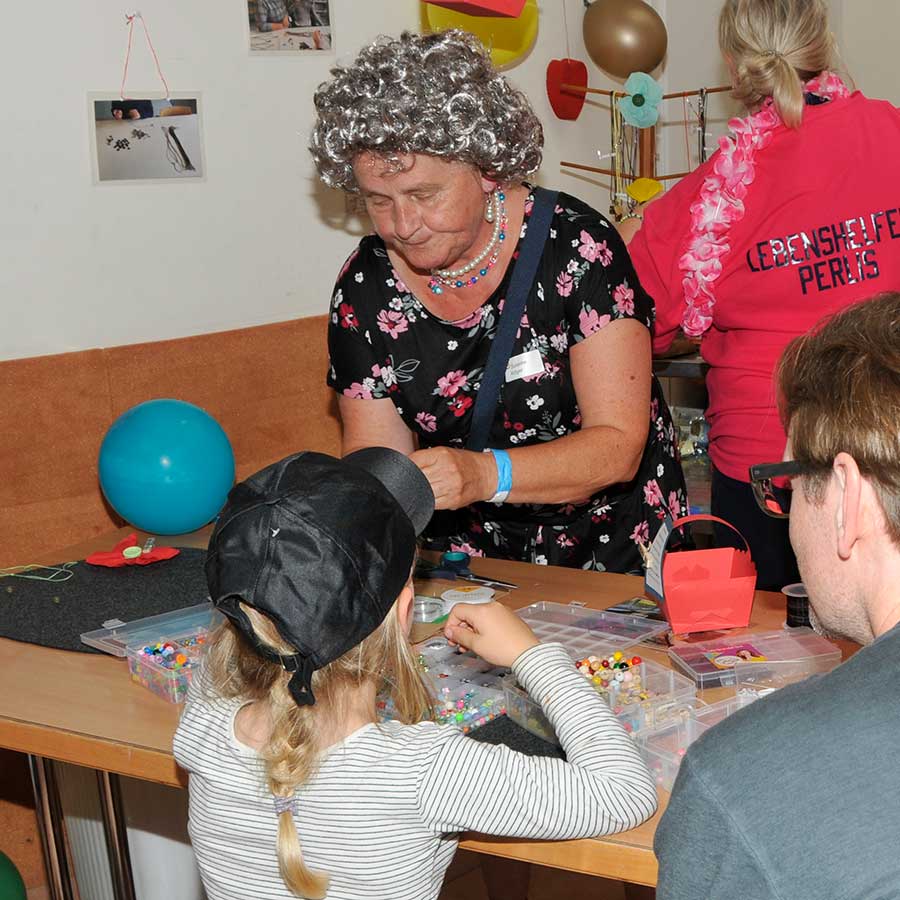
[204,598,434,898]
[778,292,900,546]
[718,0,838,128]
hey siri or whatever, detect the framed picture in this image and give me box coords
[90,94,204,184]
[247,0,333,53]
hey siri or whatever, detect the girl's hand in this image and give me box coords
[410,447,495,510]
[443,602,539,668]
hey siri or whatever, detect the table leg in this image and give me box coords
[28,755,76,900]
[96,771,137,900]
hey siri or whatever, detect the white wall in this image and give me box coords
[2,1,894,362]
[835,0,900,103]
[0,0,619,361]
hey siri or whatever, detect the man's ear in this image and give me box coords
[833,452,862,559]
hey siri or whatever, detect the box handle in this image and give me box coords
[668,514,751,555]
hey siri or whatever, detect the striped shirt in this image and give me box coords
[173,642,657,899]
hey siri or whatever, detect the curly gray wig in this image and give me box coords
[309,30,543,192]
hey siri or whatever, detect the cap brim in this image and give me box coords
[344,447,435,536]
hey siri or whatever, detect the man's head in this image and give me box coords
[776,292,900,643]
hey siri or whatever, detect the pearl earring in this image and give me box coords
[484,194,495,223]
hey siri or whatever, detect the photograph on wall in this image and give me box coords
[90,96,204,184]
[247,0,332,53]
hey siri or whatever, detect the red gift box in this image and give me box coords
[644,515,757,634]
[425,0,526,16]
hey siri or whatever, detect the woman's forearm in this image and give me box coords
[502,422,647,505]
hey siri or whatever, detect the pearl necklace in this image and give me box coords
[428,190,507,295]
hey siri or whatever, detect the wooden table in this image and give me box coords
[0,527,823,893]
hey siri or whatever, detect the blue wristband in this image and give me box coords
[486,448,513,504]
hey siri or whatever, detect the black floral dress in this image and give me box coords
[327,189,687,574]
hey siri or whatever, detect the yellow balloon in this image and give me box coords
[422,0,539,69]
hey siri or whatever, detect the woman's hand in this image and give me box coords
[409,446,495,509]
[443,602,539,668]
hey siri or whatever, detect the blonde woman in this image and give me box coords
[174,448,657,900]
[626,0,900,590]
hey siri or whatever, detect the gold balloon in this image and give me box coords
[582,0,668,79]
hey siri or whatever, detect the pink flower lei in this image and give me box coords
[678,72,851,337]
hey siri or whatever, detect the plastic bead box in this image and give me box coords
[516,601,671,652]
[636,694,758,791]
[667,627,841,689]
[502,602,695,746]
[378,635,508,734]
[733,654,840,698]
[80,603,220,703]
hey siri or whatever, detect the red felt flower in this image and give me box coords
[85,534,180,568]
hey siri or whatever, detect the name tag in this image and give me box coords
[505,348,544,382]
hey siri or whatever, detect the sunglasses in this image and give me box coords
[748,460,817,519]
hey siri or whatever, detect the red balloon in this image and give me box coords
[546,58,588,120]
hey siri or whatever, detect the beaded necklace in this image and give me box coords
[428,189,508,295]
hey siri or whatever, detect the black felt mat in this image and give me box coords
[0,550,209,653]
[468,714,565,759]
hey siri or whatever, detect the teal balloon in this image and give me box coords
[0,851,27,900]
[99,399,235,535]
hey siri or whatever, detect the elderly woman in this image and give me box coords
[624,0,900,591]
[310,30,686,575]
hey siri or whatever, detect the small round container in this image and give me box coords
[413,597,444,624]
[781,583,810,628]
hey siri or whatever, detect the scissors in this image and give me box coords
[416,551,518,591]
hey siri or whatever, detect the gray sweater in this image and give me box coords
[655,621,900,900]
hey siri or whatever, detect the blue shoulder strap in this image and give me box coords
[466,186,559,452]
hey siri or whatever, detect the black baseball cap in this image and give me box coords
[206,448,434,706]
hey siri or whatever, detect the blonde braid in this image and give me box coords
[204,596,433,897]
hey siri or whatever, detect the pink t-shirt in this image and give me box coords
[629,92,900,481]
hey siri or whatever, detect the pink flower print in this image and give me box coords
[556,271,574,297]
[343,382,373,400]
[578,307,611,338]
[650,397,659,420]
[339,302,358,330]
[577,230,601,262]
[395,277,409,294]
[577,231,613,267]
[668,490,682,520]
[451,541,484,558]
[630,520,650,546]
[643,479,664,507]
[448,395,474,417]
[454,306,484,330]
[524,197,534,216]
[613,282,635,316]
[376,309,409,339]
[372,362,397,388]
[415,412,437,433]
[437,369,467,397]
[556,533,576,548]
